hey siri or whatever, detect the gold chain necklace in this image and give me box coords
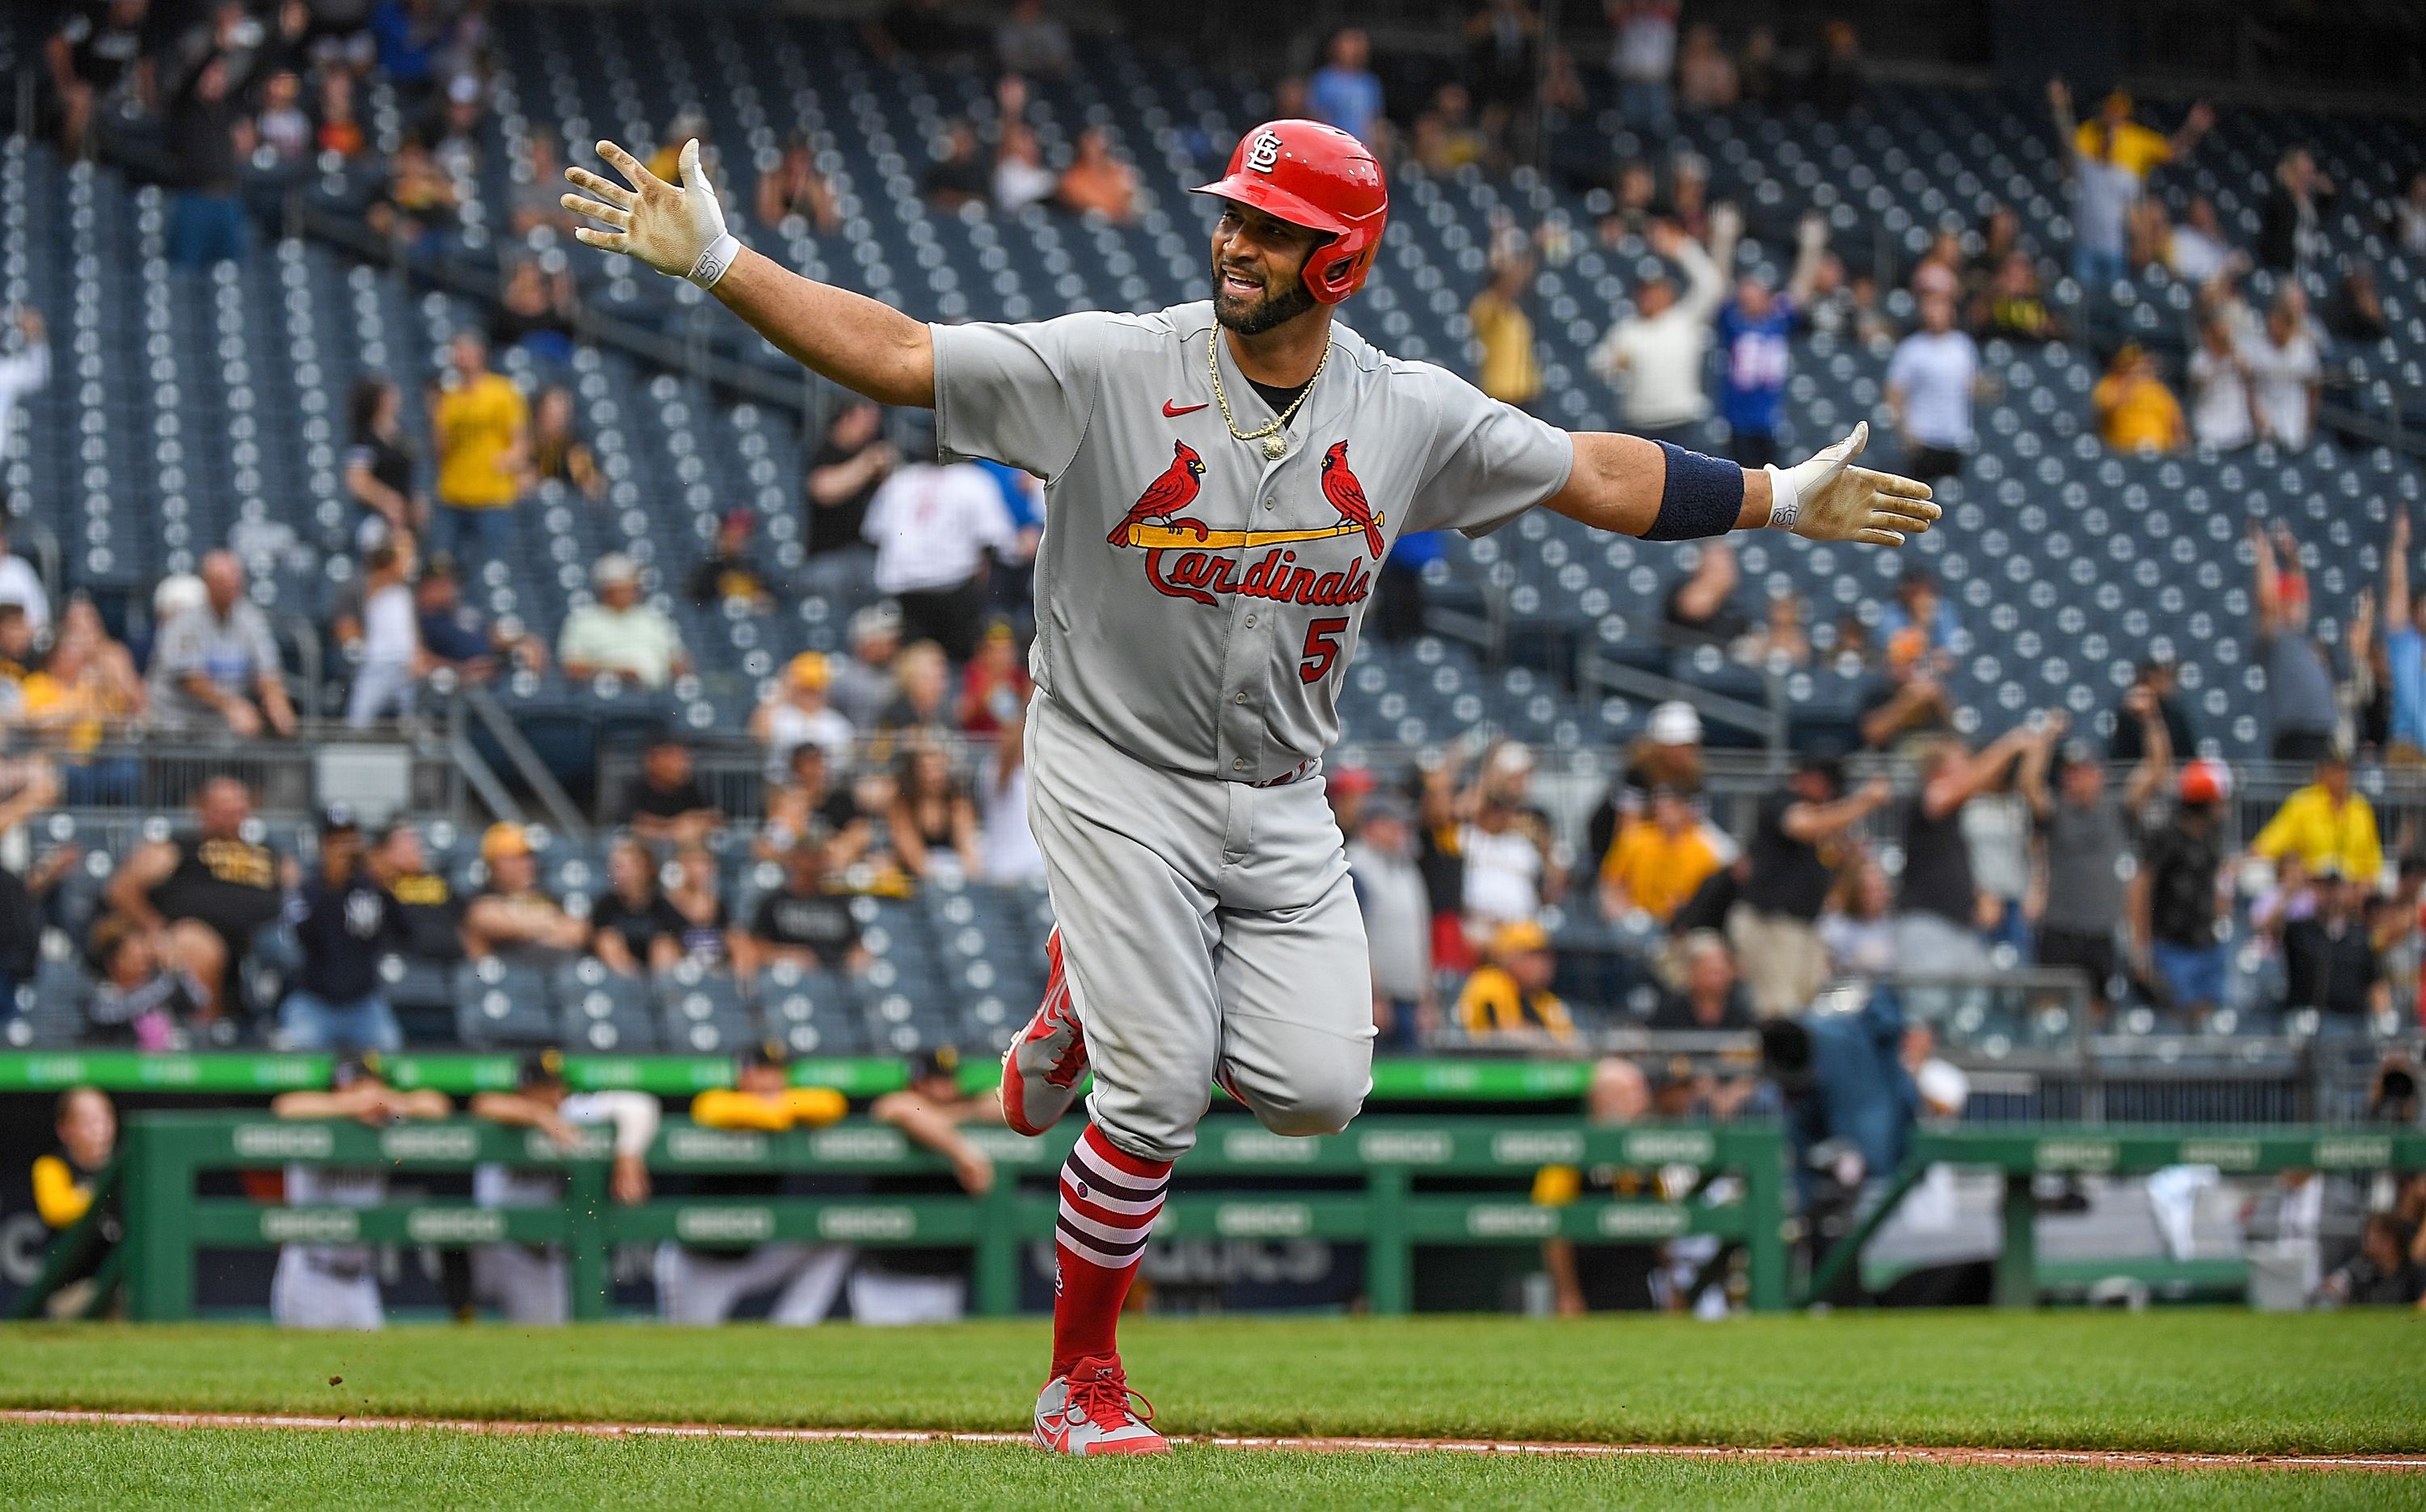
[1208,328,1329,460]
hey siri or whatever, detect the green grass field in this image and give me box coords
[2,1313,2420,1509]
[2,1425,2418,1512]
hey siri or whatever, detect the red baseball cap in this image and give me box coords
[2178,759,2230,805]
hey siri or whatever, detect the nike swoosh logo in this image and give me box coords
[1162,400,1208,416]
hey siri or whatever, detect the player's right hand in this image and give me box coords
[563,138,729,281]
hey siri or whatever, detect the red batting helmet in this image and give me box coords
[1192,120,1388,304]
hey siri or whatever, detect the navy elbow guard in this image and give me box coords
[1642,441,1745,541]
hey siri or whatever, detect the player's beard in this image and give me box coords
[1211,259,1318,336]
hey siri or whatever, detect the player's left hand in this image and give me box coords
[1773,422,1938,547]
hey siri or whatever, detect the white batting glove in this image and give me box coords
[562,138,740,289]
[1764,421,1939,547]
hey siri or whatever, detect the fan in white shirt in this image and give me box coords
[0,529,47,635]
[1884,292,1983,477]
[1588,213,1736,437]
[0,308,51,633]
[2186,317,2255,452]
[0,307,49,467]
[750,650,858,767]
[977,700,1045,884]
[992,124,1059,215]
[2244,299,2321,453]
[2165,196,2239,287]
[863,459,1018,597]
[345,538,429,727]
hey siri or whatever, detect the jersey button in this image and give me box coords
[1233,691,1247,703]
[1245,614,1257,627]
[1264,497,1276,511]
[1232,758,1246,771]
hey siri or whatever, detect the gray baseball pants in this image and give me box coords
[1025,690,1376,1164]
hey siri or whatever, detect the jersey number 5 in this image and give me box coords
[1299,617,1349,685]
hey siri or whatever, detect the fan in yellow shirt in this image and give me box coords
[430,332,529,567]
[433,334,529,508]
[1453,919,1575,1044]
[1468,256,1542,408]
[1598,788,1723,924]
[2093,345,2187,454]
[2069,87,2213,182]
[2251,754,2382,885]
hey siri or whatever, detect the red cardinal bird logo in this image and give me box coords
[1320,441,1384,560]
[1109,440,1208,547]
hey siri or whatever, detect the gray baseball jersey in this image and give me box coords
[931,301,1573,783]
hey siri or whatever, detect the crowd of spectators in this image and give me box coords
[1419,15,2379,543]
[1325,608,2426,1053]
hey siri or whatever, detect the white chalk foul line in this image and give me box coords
[2,1409,2420,1472]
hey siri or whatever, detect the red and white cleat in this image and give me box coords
[1001,927,1088,1137]
[1033,1355,1169,1455]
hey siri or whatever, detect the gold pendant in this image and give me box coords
[1262,434,1287,460]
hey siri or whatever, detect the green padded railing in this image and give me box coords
[101,1112,1789,1320]
[1796,1125,2426,1308]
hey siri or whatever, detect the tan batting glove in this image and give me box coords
[1764,422,1939,547]
[562,138,739,288]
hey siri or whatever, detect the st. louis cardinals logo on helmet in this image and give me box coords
[1245,129,1283,174]
[1107,437,1382,610]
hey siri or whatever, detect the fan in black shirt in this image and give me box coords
[805,401,897,558]
[1648,931,1757,1031]
[1728,757,1892,1017]
[625,738,722,846]
[921,120,991,210]
[2282,872,2388,1020]
[665,844,738,969]
[744,843,868,978]
[374,823,466,964]
[344,376,424,544]
[1893,728,2044,973]
[281,807,413,1053]
[1661,539,1748,648]
[2107,661,2197,764]
[687,509,775,610]
[590,837,684,976]
[105,777,286,1027]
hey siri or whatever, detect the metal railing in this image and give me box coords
[584,728,2426,872]
[459,686,592,840]
[16,732,463,819]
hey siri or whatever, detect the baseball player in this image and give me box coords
[266,1053,450,1329]
[467,1048,661,1324]
[564,118,1938,1453]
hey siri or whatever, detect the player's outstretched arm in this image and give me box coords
[564,139,934,407]
[1545,421,1937,547]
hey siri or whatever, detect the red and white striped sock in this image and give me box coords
[1050,1123,1172,1379]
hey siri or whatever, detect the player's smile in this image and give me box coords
[1208,200,1325,334]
